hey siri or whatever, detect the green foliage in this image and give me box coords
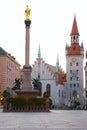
[27,98,37,105]
[36,98,46,105]
[43,91,49,98]
[7,97,26,107]
[7,97,47,107]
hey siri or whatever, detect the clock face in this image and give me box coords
[72,57,77,62]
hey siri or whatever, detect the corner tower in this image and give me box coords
[65,16,84,105]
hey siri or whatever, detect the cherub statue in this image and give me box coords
[25,5,31,20]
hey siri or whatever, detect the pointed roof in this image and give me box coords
[67,44,81,55]
[0,47,8,55]
[46,63,55,74]
[70,16,79,36]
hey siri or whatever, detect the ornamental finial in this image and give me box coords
[25,5,31,20]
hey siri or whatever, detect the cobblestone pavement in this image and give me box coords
[0,108,87,130]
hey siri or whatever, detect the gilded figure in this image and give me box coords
[25,5,31,20]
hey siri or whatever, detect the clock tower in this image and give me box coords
[65,16,84,105]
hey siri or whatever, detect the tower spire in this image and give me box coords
[70,16,80,44]
[38,44,41,59]
[55,54,59,73]
[70,16,79,36]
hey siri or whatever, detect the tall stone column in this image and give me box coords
[15,6,38,100]
[24,20,31,67]
[22,6,32,90]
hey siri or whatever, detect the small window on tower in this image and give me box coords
[77,83,79,87]
[70,70,72,73]
[70,77,72,81]
[58,90,60,97]
[73,36,75,40]
[76,62,79,66]
[73,84,76,87]
[77,70,79,74]
[77,77,79,81]
[70,62,72,66]
[70,84,72,87]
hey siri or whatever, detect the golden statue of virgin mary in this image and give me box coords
[25,5,31,20]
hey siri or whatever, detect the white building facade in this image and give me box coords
[31,48,66,108]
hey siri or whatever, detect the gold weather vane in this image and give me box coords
[25,5,31,20]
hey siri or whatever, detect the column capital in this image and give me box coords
[24,20,31,27]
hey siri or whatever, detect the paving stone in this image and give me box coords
[0,108,87,130]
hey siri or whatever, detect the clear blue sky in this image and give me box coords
[0,0,87,72]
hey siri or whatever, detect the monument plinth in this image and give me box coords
[16,6,38,98]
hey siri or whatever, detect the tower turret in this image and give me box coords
[65,42,69,55]
[55,54,59,73]
[38,44,41,59]
[70,16,79,44]
[66,16,81,55]
[80,42,84,55]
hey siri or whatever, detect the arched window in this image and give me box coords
[46,84,51,97]
[62,90,63,97]
[38,82,42,96]
[58,90,60,97]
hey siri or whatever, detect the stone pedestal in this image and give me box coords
[15,90,38,99]
[22,65,32,91]
[16,66,38,99]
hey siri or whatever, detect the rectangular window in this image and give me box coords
[46,84,51,97]
[70,77,72,81]
[62,90,63,97]
[77,70,79,74]
[77,77,79,81]
[70,70,72,73]
[73,84,76,87]
[59,90,60,97]
[70,84,72,87]
[77,83,79,87]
